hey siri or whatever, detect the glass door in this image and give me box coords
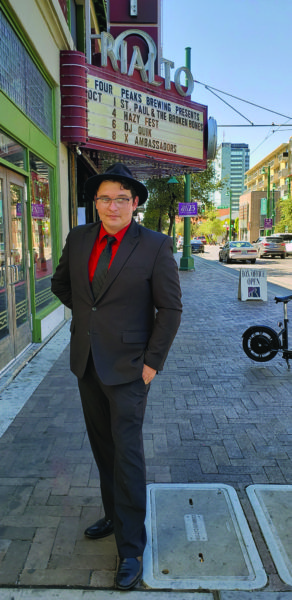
[0,167,31,371]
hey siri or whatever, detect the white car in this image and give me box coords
[219,241,257,263]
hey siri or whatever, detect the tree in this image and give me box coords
[143,177,184,234]
[194,207,224,241]
[275,197,292,232]
[142,193,168,232]
[142,160,224,233]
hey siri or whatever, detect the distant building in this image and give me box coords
[212,143,250,215]
[239,190,281,243]
[244,139,292,198]
[239,139,292,241]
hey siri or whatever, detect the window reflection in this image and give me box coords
[0,130,25,170]
[10,183,28,327]
[0,178,9,339]
[30,154,54,312]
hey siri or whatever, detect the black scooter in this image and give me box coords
[242,294,292,369]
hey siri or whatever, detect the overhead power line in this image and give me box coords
[206,87,254,124]
[195,80,292,121]
[195,80,292,154]
[218,124,292,127]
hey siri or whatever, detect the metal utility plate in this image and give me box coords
[247,485,292,586]
[143,484,267,590]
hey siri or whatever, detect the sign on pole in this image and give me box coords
[238,268,267,301]
[260,198,267,215]
[178,202,198,216]
[264,218,273,229]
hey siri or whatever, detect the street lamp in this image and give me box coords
[261,166,271,233]
[167,176,179,253]
[285,176,291,197]
[271,183,281,233]
[226,188,232,241]
[179,46,194,271]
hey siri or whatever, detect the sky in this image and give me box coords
[162,0,292,168]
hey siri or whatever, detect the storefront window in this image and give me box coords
[30,154,54,313]
[0,178,9,340]
[0,130,25,170]
[10,182,29,327]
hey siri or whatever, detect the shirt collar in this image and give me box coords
[99,221,131,243]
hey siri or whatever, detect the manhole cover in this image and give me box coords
[247,484,292,586]
[143,483,267,590]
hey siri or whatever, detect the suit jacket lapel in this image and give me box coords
[94,219,140,304]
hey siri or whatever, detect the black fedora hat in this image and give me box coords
[84,163,148,206]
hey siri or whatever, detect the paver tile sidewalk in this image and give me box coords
[0,255,292,593]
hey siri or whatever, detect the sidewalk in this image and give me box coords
[1,253,292,599]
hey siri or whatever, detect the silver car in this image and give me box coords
[253,236,286,259]
[273,233,292,255]
[219,241,257,263]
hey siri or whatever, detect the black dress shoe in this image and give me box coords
[115,557,143,590]
[84,517,114,539]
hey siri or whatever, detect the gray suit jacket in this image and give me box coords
[51,219,182,385]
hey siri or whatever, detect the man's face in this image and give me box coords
[94,180,139,234]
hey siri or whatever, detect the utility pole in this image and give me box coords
[180,47,194,271]
[229,189,232,241]
[167,176,179,253]
[262,166,271,234]
[267,166,271,230]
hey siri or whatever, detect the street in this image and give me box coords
[194,245,292,291]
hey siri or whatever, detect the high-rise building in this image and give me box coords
[212,143,250,215]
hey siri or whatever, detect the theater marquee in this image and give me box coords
[87,67,208,169]
[60,30,217,169]
[87,72,205,165]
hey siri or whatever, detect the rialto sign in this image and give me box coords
[95,30,195,97]
[86,29,217,167]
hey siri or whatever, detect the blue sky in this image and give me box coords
[162,0,292,168]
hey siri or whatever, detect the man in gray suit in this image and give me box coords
[51,163,182,590]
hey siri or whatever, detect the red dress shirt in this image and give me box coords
[88,222,131,283]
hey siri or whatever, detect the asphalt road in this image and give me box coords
[197,245,292,291]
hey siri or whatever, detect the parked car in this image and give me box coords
[196,235,207,245]
[273,233,292,255]
[219,241,257,264]
[190,238,204,253]
[253,236,286,259]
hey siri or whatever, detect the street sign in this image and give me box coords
[260,198,267,215]
[178,202,198,216]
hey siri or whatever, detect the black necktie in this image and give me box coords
[91,235,116,299]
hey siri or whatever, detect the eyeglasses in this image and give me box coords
[96,196,132,206]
